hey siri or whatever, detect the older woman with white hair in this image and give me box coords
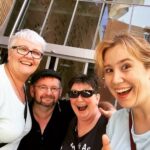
[0,29,46,150]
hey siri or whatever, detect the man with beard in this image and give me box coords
[17,69,74,150]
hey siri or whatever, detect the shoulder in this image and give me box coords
[0,64,3,69]
[0,64,5,76]
[56,100,75,121]
[59,99,70,108]
[108,108,129,126]
[0,64,8,83]
[98,115,108,127]
[110,108,129,119]
[0,64,8,105]
[59,100,74,114]
[107,108,129,138]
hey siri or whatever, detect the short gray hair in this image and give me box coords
[8,29,47,52]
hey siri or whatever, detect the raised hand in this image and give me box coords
[101,134,111,150]
[99,101,116,118]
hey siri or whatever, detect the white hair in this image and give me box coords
[8,29,47,52]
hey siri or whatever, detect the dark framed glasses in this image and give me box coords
[68,90,96,98]
[12,45,43,59]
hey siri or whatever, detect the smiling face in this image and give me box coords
[7,38,42,79]
[30,77,62,108]
[70,82,100,121]
[103,44,150,108]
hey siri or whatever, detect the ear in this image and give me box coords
[96,93,100,106]
[30,85,34,97]
[146,68,150,80]
[59,88,63,98]
[7,49,12,62]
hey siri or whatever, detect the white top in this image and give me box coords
[107,108,150,150]
[0,64,31,150]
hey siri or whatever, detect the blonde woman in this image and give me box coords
[95,33,150,150]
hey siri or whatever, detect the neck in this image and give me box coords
[4,64,25,102]
[33,103,54,118]
[132,103,150,134]
[33,103,54,134]
[77,110,101,137]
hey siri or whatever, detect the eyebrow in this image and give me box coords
[119,58,132,64]
[104,58,132,68]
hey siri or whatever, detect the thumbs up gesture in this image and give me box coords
[101,134,111,150]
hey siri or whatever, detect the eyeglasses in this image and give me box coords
[68,90,96,98]
[12,46,43,59]
[35,85,60,92]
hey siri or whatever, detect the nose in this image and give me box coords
[24,51,33,58]
[46,88,53,94]
[76,95,84,101]
[112,70,124,84]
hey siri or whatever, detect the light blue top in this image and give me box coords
[107,108,150,150]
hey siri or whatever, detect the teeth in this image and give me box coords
[77,104,86,107]
[116,88,130,93]
[21,61,32,66]
[77,105,87,111]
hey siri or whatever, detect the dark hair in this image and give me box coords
[29,69,61,84]
[68,74,100,93]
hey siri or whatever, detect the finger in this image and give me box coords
[99,108,109,117]
[102,134,111,150]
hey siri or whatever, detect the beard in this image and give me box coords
[35,95,57,108]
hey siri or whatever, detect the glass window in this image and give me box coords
[57,59,85,98]
[66,1,102,49]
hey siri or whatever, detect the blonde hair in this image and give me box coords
[95,33,150,78]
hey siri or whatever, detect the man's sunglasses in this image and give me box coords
[68,90,96,98]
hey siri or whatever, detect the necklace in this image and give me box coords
[5,64,25,101]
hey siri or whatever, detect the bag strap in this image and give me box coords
[0,143,7,148]
[129,111,136,150]
[23,84,28,121]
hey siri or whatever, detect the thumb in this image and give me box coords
[101,134,111,150]
[99,108,109,118]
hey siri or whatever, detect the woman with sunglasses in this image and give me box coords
[60,74,108,150]
[95,33,150,150]
[0,29,46,150]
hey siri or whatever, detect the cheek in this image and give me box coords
[34,90,43,99]
[104,77,111,88]
[31,60,41,72]
[70,100,77,111]
[70,99,75,105]
[54,93,60,101]
[90,99,98,106]
[34,60,41,66]
[83,99,94,106]
[7,51,14,62]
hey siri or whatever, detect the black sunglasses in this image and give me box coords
[68,90,96,98]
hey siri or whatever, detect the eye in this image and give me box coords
[104,67,113,74]
[51,87,60,92]
[32,51,41,56]
[39,86,47,90]
[18,46,28,52]
[121,63,131,71]
[72,90,78,94]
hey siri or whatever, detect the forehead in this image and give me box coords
[12,38,42,52]
[71,82,93,90]
[35,77,60,85]
[104,44,133,65]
